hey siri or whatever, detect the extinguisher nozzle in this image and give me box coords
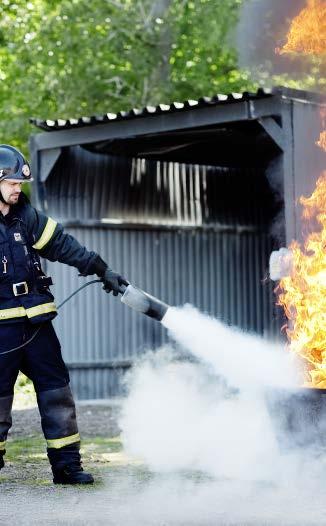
[120,285,169,322]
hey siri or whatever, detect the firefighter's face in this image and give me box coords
[0,179,22,204]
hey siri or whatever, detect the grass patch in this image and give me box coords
[6,437,45,461]
[13,373,37,410]
[6,436,123,459]
[1,435,147,487]
[4,435,135,471]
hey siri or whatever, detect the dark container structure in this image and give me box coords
[266,387,326,451]
[29,86,326,399]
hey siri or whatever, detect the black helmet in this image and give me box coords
[0,145,33,183]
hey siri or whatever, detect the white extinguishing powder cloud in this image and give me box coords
[121,305,300,481]
[118,306,326,524]
[162,305,298,391]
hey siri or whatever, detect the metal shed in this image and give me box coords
[29,86,326,399]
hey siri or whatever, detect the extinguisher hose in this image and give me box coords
[0,279,102,356]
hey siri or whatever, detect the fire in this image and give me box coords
[317,130,326,149]
[317,110,326,149]
[278,173,326,387]
[276,0,326,387]
[279,0,326,56]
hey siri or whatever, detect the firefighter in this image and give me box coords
[0,144,128,484]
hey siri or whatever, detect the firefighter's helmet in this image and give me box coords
[0,145,33,183]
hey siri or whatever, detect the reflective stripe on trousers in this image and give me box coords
[46,433,80,449]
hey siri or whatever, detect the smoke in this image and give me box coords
[116,306,326,522]
[115,305,326,523]
[120,306,301,481]
[237,0,312,82]
[162,305,297,391]
[121,348,281,480]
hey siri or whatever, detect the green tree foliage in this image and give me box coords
[0,0,254,152]
[169,0,251,99]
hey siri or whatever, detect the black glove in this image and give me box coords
[102,268,129,296]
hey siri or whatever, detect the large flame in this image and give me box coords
[276,0,326,388]
[279,0,326,56]
[278,173,326,387]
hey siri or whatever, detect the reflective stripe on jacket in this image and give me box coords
[0,193,105,324]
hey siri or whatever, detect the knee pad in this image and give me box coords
[37,385,79,445]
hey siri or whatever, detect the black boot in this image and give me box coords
[0,450,5,470]
[48,444,94,485]
[52,463,94,485]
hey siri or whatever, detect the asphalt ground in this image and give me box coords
[0,402,324,526]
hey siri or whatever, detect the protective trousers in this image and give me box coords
[0,320,80,467]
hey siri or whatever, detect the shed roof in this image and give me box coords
[30,86,325,133]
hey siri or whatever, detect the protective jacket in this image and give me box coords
[0,193,106,324]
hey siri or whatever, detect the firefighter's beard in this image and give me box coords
[7,192,20,204]
[0,189,20,205]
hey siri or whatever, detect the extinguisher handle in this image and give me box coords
[119,282,129,295]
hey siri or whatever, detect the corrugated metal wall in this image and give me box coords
[45,147,277,227]
[43,146,281,399]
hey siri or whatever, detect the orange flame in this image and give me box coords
[279,0,326,56]
[317,130,326,150]
[278,173,326,387]
[317,109,326,150]
[276,0,326,388]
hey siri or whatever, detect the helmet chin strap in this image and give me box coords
[0,183,10,205]
[0,187,6,204]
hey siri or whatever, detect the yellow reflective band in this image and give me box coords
[0,302,57,321]
[26,302,57,319]
[0,441,6,451]
[46,433,80,449]
[0,306,26,320]
[33,217,57,250]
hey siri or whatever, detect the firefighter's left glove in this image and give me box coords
[102,268,129,296]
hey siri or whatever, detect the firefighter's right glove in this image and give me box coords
[102,268,129,296]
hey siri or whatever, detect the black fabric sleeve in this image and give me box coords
[39,225,108,276]
[27,207,108,277]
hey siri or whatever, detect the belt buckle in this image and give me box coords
[13,282,29,296]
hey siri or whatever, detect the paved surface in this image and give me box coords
[1,402,325,526]
[1,467,325,526]
[11,401,121,439]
